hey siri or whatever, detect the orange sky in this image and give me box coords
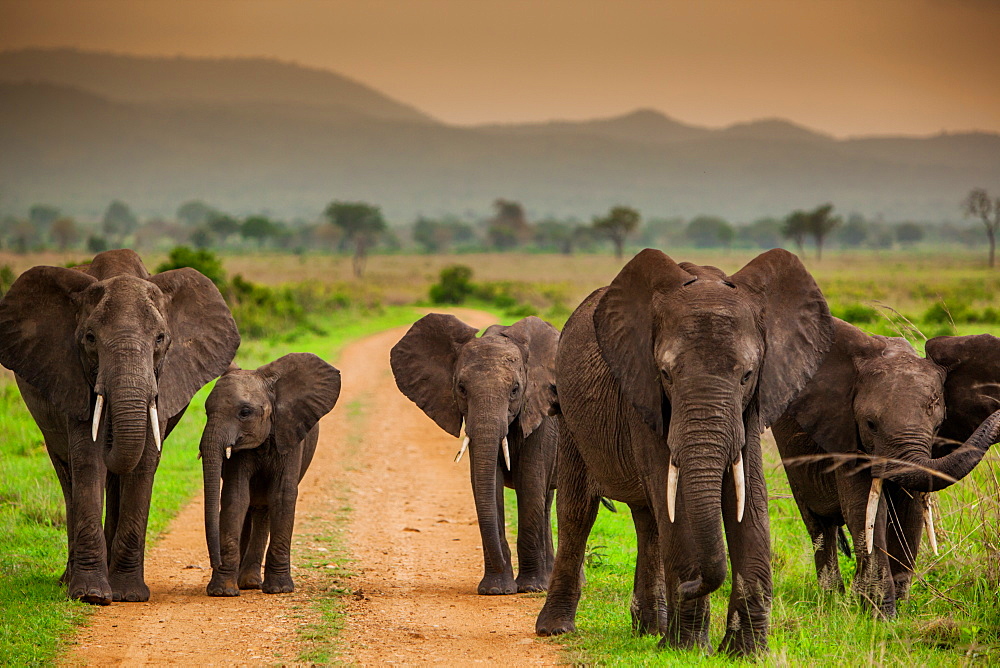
[2,0,998,137]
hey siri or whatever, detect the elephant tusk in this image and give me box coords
[502,436,511,470]
[149,402,161,452]
[454,436,470,463]
[924,498,939,556]
[225,446,232,460]
[92,394,104,442]
[733,455,746,523]
[864,477,883,555]
[666,460,679,522]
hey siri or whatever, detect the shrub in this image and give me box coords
[429,265,475,304]
[833,303,878,324]
[155,246,227,288]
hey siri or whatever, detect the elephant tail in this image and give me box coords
[600,497,617,513]
[837,526,852,558]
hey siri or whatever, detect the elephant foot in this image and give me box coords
[238,569,262,590]
[68,571,112,606]
[893,574,912,601]
[535,603,577,636]
[630,605,667,636]
[515,573,550,593]
[207,570,240,597]
[110,572,150,602]
[261,573,294,594]
[478,572,517,595]
[718,620,768,657]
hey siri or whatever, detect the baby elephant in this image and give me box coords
[200,353,341,596]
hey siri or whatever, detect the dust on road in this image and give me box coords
[67,307,560,665]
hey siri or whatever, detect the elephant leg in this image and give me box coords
[718,436,772,657]
[629,504,667,636]
[239,507,269,590]
[208,467,250,597]
[837,466,895,617]
[103,473,120,566]
[45,446,75,586]
[66,423,112,605]
[535,423,601,636]
[884,483,923,601]
[475,457,517,595]
[262,458,301,594]
[108,447,158,602]
[513,432,556,593]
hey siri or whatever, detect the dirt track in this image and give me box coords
[66,307,559,665]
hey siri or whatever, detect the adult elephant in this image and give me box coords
[0,249,240,604]
[534,248,833,657]
[391,314,558,595]
[773,318,1000,616]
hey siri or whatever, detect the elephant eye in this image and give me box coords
[457,383,467,397]
[156,333,166,345]
[238,406,253,419]
[510,383,520,399]
[660,368,671,383]
[866,419,877,433]
[85,332,96,344]
[741,369,753,385]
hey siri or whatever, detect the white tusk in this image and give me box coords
[502,436,510,470]
[733,455,746,523]
[225,446,232,460]
[149,403,161,452]
[454,436,470,463]
[666,460,679,522]
[924,498,939,556]
[92,394,104,442]
[864,477,883,555]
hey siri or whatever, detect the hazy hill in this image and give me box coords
[1,50,999,223]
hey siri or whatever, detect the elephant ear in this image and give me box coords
[926,333,1000,442]
[150,268,241,418]
[0,266,97,420]
[783,319,872,453]
[594,249,694,435]
[390,313,479,437]
[487,316,560,438]
[260,353,341,453]
[731,248,834,428]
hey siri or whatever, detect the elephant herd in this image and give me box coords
[4,247,1000,658]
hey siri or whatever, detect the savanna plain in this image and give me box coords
[3,248,1000,666]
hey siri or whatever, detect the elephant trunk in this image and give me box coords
[466,403,509,576]
[200,419,228,568]
[101,350,158,475]
[880,409,1000,492]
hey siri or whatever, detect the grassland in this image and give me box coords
[3,247,1000,665]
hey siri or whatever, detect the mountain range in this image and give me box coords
[1,48,998,223]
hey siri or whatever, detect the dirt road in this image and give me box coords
[67,308,559,665]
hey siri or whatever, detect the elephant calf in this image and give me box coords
[774,318,1000,616]
[201,353,341,596]
[391,314,559,595]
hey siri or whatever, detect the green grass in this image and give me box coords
[0,305,421,666]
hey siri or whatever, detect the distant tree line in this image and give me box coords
[2,189,997,268]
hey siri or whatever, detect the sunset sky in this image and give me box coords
[2,0,998,137]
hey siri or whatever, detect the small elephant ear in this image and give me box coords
[390,313,479,437]
[0,266,97,420]
[594,249,694,435]
[926,333,1000,442]
[260,353,341,453]
[731,248,834,428]
[783,319,871,453]
[150,268,241,418]
[488,316,560,438]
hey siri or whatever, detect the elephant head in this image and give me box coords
[199,352,341,568]
[0,249,240,475]
[389,314,558,578]
[785,319,1000,548]
[594,248,833,600]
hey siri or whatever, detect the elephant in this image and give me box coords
[390,314,559,595]
[534,248,834,657]
[773,318,1000,616]
[200,352,341,596]
[0,249,240,604]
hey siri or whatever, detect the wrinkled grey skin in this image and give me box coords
[534,249,834,657]
[0,249,239,604]
[774,318,1000,616]
[201,353,341,596]
[391,315,559,595]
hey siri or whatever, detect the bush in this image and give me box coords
[833,303,878,324]
[155,246,227,288]
[429,265,475,304]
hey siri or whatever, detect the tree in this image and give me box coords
[50,217,80,250]
[962,188,1000,268]
[412,216,475,253]
[208,214,241,242]
[176,200,217,227]
[487,199,532,251]
[241,215,278,247]
[805,203,840,260]
[324,200,387,278]
[29,204,60,233]
[838,213,869,248]
[102,200,139,241]
[685,215,734,249]
[781,210,809,257]
[593,205,641,259]
[895,222,924,246]
[736,217,783,249]
[534,219,582,255]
